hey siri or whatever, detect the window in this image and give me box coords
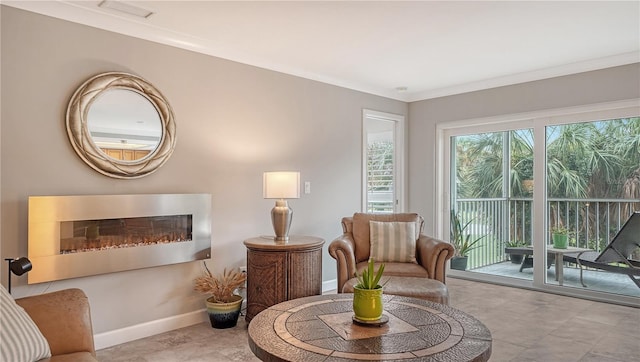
[363,110,405,213]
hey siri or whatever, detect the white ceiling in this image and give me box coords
[5,1,640,102]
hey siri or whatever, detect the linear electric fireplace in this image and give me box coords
[28,194,211,284]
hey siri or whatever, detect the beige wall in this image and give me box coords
[408,63,640,234]
[0,6,407,335]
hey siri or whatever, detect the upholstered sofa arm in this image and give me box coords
[416,235,454,283]
[328,234,357,293]
[16,288,96,358]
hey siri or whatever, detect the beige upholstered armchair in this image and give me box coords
[329,213,454,293]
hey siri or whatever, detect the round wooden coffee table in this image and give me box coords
[248,294,491,361]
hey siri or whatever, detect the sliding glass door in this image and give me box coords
[544,118,640,295]
[449,128,534,278]
[440,104,639,303]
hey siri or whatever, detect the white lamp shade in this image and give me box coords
[263,172,300,199]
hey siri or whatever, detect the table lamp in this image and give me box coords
[263,171,300,242]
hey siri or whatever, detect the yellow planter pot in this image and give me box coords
[353,286,383,321]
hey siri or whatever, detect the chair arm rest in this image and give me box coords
[328,234,357,293]
[16,288,96,357]
[416,235,454,283]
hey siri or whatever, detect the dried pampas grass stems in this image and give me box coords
[194,262,246,303]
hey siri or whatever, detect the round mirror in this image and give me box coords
[87,89,162,161]
[66,72,176,179]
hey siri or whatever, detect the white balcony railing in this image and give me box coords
[455,198,640,270]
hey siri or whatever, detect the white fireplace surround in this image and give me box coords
[27,193,211,284]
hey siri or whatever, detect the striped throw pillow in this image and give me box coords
[0,285,51,362]
[369,221,418,263]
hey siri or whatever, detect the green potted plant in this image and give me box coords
[551,225,569,249]
[194,262,247,329]
[505,240,526,264]
[450,211,484,270]
[352,258,385,322]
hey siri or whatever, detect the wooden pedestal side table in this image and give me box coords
[243,235,324,322]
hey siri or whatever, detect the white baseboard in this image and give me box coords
[96,279,339,350]
[323,278,337,293]
[94,309,207,350]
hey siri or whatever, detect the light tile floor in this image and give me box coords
[97,278,639,361]
[446,278,639,362]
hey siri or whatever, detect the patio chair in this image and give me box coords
[575,212,640,288]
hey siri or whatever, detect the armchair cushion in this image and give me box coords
[0,285,51,362]
[357,260,427,278]
[369,221,417,263]
[352,213,423,262]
